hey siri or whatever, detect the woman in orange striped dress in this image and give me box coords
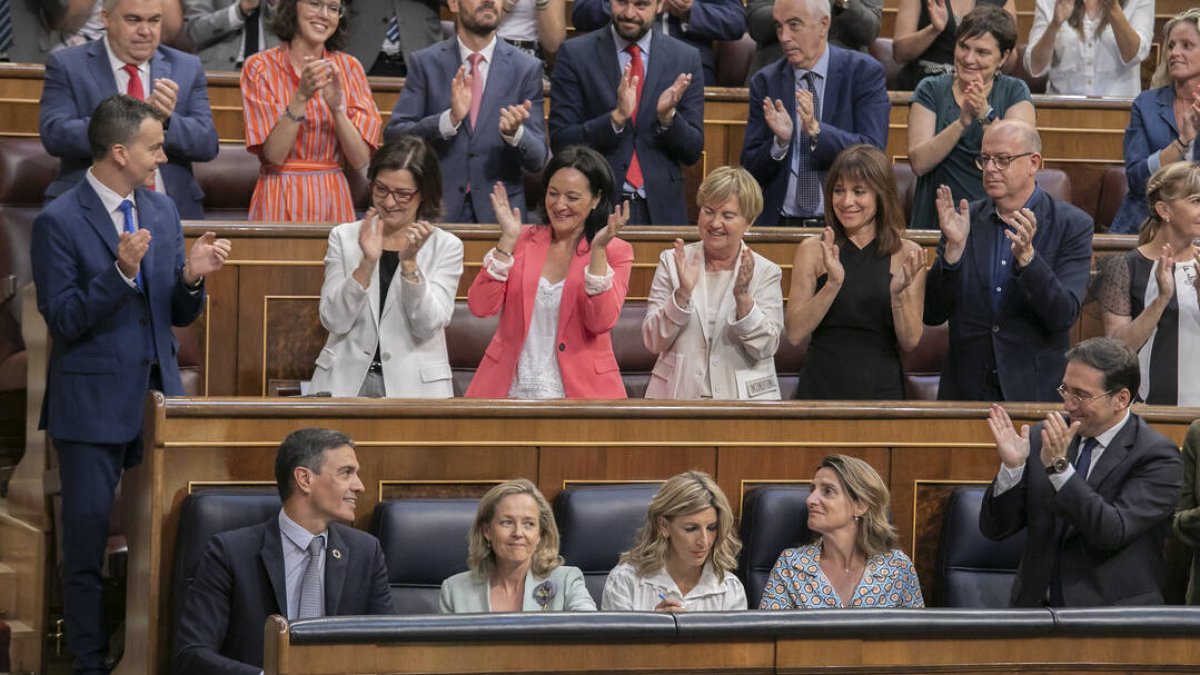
[240,0,382,223]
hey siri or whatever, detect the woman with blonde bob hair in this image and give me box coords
[642,166,784,400]
[602,472,747,611]
[440,479,596,612]
[760,456,924,609]
[1089,161,1200,405]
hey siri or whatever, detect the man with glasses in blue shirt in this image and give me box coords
[980,337,1182,607]
[924,119,1093,402]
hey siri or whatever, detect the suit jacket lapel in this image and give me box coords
[134,188,157,295]
[149,49,171,85]
[692,245,710,343]
[1086,415,1137,488]
[522,229,549,331]
[712,242,745,332]
[260,519,289,617]
[474,43,507,138]
[819,47,842,124]
[595,31,621,101]
[638,32,667,126]
[1156,87,1178,136]
[439,40,462,110]
[966,211,993,310]
[79,181,120,261]
[87,40,119,95]
[323,526,348,616]
[555,239,588,342]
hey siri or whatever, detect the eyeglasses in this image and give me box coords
[298,0,345,17]
[974,152,1034,170]
[372,181,418,204]
[1056,384,1113,407]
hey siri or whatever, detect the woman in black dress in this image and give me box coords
[1089,161,1200,406]
[787,145,927,400]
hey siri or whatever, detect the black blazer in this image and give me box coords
[980,413,1182,607]
[174,517,395,675]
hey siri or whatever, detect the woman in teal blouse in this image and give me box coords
[439,479,597,612]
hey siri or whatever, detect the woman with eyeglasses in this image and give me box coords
[906,5,1035,229]
[309,137,464,397]
[1110,9,1200,234]
[241,0,382,223]
[1088,161,1200,406]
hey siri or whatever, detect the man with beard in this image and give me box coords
[549,0,704,225]
[924,120,1093,402]
[386,0,548,223]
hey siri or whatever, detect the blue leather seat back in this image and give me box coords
[940,487,1025,607]
[370,499,478,614]
[737,485,812,609]
[554,484,661,605]
[171,489,282,650]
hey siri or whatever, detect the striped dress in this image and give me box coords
[240,44,382,223]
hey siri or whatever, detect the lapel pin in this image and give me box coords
[331,548,342,559]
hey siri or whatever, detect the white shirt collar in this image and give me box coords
[84,168,134,215]
[643,562,727,599]
[611,25,653,58]
[457,35,498,65]
[1090,408,1131,450]
[279,508,326,553]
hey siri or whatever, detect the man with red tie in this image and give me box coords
[39,0,218,220]
[549,0,704,225]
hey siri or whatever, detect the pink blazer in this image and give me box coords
[465,226,633,399]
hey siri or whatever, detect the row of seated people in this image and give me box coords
[172,411,1197,673]
[22,0,1200,234]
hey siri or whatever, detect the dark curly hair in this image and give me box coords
[269,0,348,52]
[537,146,615,243]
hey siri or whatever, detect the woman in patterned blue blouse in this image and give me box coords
[759,455,925,609]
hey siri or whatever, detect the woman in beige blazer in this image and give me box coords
[309,137,464,397]
[642,167,784,400]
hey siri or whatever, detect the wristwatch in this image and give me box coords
[1045,456,1069,475]
[980,107,998,125]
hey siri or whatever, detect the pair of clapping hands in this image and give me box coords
[117,231,232,286]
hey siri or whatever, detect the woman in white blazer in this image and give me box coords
[642,167,784,400]
[439,479,597,613]
[310,137,464,397]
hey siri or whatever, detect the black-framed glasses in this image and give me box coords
[298,0,345,17]
[1056,384,1113,407]
[974,152,1033,170]
[372,181,418,204]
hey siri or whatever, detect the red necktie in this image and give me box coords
[624,44,644,190]
[123,63,144,101]
[467,52,484,130]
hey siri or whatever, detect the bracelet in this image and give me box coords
[282,107,306,123]
[401,269,421,282]
[1177,137,1192,152]
[495,245,513,258]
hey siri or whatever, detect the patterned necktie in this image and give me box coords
[297,536,325,619]
[792,70,822,217]
[243,8,261,62]
[0,0,13,55]
[386,15,400,44]
[467,52,484,130]
[624,44,645,190]
[122,63,144,100]
[1075,437,1098,480]
[117,199,142,290]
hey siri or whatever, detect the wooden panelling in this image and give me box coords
[112,397,1198,674]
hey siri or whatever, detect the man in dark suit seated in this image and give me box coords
[981,337,1183,607]
[39,0,219,220]
[174,427,395,675]
[386,0,549,223]
[549,0,705,225]
[31,93,230,674]
[739,0,889,226]
[924,120,1093,402]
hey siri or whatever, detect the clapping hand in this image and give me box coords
[592,200,630,249]
[927,0,948,32]
[795,88,819,138]
[397,220,433,262]
[935,184,970,262]
[148,78,179,118]
[1003,208,1038,267]
[499,100,532,136]
[1039,411,1081,472]
[298,57,335,100]
[733,246,755,297]
[489,182,522,256]
[987,404,1031,470]
[450,65,474,127]
[819,226,844,286]
[320,61,346,114]
[958,78,987,126]
[1051,0,1073,26]
[117,229,152,280]
[1154,242,1176,301]
[656,73,692,125]
[672,238,700,307]
[358,207,383,263]
[613,62,639,128]
[890,247,927,297]
[762,96,794,143]
[185,232,232,284]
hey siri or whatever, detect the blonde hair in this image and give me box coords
[697,166,765,225]
[1138,162,1200,245]
[467,479,563,580]
[1151,9,1200,89]
[618,471,742,578]
[817,455,898,558]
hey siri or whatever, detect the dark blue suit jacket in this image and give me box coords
[981,414,1182,607]
[1111,86,1186,234]
[174,518,395,675]
[740,47,889,226]
[569,0,745,85]
[923,189,1094,402]
[549,27,705,225]
[38,40,219,220]
[386,38,549,223]
[30,179,204,445]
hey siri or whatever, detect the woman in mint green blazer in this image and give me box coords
[439,479,597,612]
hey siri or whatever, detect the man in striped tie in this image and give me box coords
[174,428,394,675]
[182,0,281,71]
[346,0,442,77]
[980,337,1183,607]
[0,0,89,63]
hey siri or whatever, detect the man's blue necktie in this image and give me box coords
[1075,436,1099,480]
[117,199,143,290]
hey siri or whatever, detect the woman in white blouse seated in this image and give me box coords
[601,471,747,612]
[465,146,633,399]
[498,0,567,63]
[1024,0,1154,97]
[440,479,597,612]
[642,167,784,400]
[309,137,464,397]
